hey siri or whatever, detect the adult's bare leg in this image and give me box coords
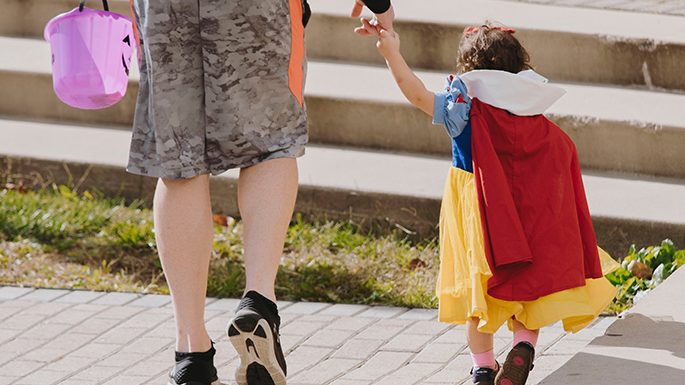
[154,174,214,353]
[238,158,299,302]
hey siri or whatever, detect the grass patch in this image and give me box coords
[209,216,439,307]
[0,238,163,293]
[0,186,440,308]
[0,186,162,292]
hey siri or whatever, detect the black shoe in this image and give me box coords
[168,345,222,385]
[495,342,535,385]
[228,291,287,385]
[471,361,499,385]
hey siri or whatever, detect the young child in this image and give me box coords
[375,23,619,385]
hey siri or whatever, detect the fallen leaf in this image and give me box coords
[408,258,427,270]
[212,214,234,227]
[628,260,652,279]
[1,184,28,194]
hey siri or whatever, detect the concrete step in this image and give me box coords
[2,116,684,259]
[3,0,685,91]
[307,0,685,92]
[2,36,685,179]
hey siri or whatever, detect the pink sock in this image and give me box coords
[513,329,538,348]
[470,349,496,369]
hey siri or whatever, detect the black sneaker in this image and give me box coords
[168,345,222,385]
[228,291,287,385]
[471,361,499,385]
[495,342,535,385]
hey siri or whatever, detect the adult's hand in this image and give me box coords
[350,0,365,18]
[351,1,395,37]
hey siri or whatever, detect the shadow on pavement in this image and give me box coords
[539,313,685,384]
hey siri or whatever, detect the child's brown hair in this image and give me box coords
[456,21,532,74]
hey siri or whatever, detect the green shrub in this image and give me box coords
[605,239,685,314]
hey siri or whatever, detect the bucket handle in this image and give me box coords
[79,0,109,12]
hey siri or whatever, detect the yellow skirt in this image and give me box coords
[437,167,619,334]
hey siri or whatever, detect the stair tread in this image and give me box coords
[33,0,685,42]
[4,36,685,130]
[308,61,685,130]
[2,116,684,225]
[11,0,685,43]
[314,0,685,44]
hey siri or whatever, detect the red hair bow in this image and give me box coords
[465,26,516,35]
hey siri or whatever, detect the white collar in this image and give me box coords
[459,70,566,116]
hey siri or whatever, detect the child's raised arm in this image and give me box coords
[377,29,434,116]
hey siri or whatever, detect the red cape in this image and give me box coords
[470,98,604,301]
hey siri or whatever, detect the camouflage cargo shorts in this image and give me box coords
[127,0,308,180]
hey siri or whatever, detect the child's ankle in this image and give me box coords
[470,348,496,369]
[513,329,538,349]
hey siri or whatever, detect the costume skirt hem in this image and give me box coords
[438,277,617,333]
[437,167,618,334]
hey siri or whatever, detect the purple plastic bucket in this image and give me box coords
[44,3,134,110]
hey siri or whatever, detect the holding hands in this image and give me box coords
[350,0,433,116]
[349,0,398,58]
[351,0,395,36]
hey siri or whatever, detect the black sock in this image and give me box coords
[175,345,215,362]
[243,290,279,318]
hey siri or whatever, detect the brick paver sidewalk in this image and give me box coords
[0,287,616,385]
[506,0,685,16]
